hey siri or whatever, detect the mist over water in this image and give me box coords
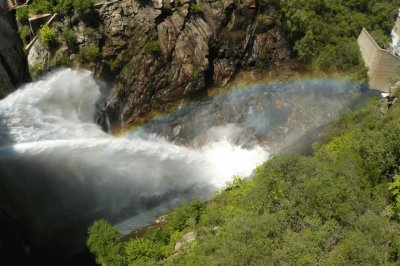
[0,69,360,258]
[0,70,269,254]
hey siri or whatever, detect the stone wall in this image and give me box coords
[0,11,30,98]
[358,28,400,92]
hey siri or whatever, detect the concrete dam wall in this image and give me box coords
[358,28,400,92]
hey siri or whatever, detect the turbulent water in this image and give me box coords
[0,69,361,258]
[0,70,270,255]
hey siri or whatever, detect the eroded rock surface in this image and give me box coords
[26,0,294,129]
[97,0,293,128]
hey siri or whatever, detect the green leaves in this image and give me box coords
[387,175,400,219]
[278,0,400,81]
[87,219,126,266]
[39,25,57,48]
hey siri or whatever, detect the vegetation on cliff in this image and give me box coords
[277,0,400,81]
[87,91,400,265]
[16,0,400,83]
[16,0,96,46]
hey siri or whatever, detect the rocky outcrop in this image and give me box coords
[175,231,196,251]
[97,0,294,129]
[0,11,30,98]
[26,0,294,129]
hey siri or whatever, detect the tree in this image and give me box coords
[39,25,57,48]
[387,175,400,220]
[87,219,126,266]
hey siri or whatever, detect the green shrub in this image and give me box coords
[50,0,94,16]
[30,64,43,79]
[145,40,161,55]
[60,56,72,67]
[256,47,272,69]
[16,7,29,24]
[28,0,57,14]
[370,29,391,49]
[78,44,101,63]
[87,219,126,266]
[192,69,199,80]
[61,28,76,47]
[18,25,31,46]
[190,2,203,13]
[39,25,57,48]
[387,175,400,220]
[125,239,164,264]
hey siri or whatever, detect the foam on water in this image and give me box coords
[0,69,269,235]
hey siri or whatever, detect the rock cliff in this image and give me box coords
[0,11,30,98]
[27,0,294,129]
[101,0,294,128]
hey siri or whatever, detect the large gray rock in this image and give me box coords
[175,231,197,251]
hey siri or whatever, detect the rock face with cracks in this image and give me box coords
[25,0,293,130]
[97,0,293,129]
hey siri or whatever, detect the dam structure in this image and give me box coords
[358,11,400,93]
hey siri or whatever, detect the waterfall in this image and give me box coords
[0,68,359,257]
[0,69,269,253]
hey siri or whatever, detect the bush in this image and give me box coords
[60,56,72,67]
[125,239,164,264]
[87,220,126,266]
[16,7,29,24]
[28,0,57,14]
[190,2,203,13]
[61,28,76,47]
[78,44,101,63]
[145,40,161,55]
[370,29,391,49]
[18,25,31,46]
[39,25,57,48]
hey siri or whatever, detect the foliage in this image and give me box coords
[145,40,161,55]
[30,64,43,79]
[61,28,76,47]
[60,55,72,67]
[125,239,163,264]
[26,0,95,17]
[18,25,31,46]
[370,29,392,49]
[256,47,271,69]
[87,219,126,266]
[190,2,203,14]
[387,175,400,219]
[39,25,57,48]
[78,44,101,63]
[27,0,58,15]
[277,0,400,82]
[16,7,29,24]
[57,0,95,17]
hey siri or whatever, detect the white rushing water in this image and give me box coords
[0,69,269,234]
